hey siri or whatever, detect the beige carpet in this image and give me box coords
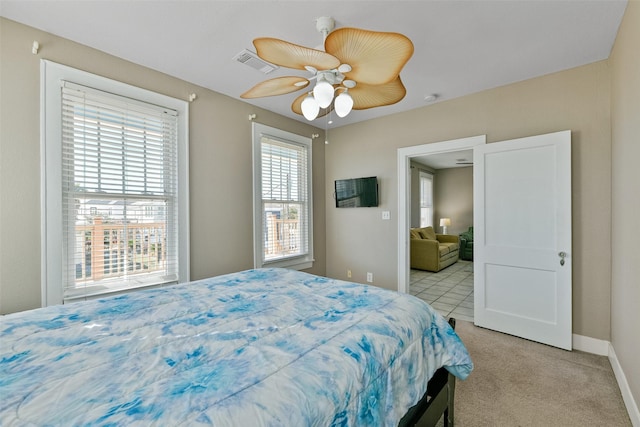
[437,320,631,427]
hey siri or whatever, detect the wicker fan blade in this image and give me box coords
[325,28,413,85]
[291,92,333,118]
[240,76,309,99]
[350,77,407,110]
[254,38,341,71]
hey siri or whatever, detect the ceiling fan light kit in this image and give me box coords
[240,16,413,122]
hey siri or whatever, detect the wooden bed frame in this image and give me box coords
[398,317,457,427]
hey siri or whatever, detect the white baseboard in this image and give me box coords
[572,334,639,426]
[609,343,640,427]
[572,333,609,355]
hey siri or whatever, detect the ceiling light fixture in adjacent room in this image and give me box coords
[424,94,438,103]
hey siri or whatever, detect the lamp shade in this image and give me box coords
[313,79,334,108]
[334,91,353,118]
[439,218,451,227]
[301,94,320,121]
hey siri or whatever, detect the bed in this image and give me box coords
[0,268,473,426]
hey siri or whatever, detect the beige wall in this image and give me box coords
[0,8,636,419]
[610,0,640,415]
[0,18,326,314]
[326,60,612,341]
[433,167,473,236]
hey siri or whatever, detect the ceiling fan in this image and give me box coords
[240,17,414,121]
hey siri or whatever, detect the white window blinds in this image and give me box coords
[61,82,179,300]
[419,171,434,227]
[260,136,309,262]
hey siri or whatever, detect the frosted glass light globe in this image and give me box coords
[301,94,320,121]
[313,79,334,109]
[334,91,353,118]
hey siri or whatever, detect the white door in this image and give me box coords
[474,130,572,350]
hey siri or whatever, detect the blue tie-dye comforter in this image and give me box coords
[0,268,472,426]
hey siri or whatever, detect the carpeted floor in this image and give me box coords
[433,320,632,427]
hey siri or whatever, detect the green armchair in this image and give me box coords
[459,226,474,261]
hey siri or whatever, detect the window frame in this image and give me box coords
[419,170,434,228]
[252,123,313,270]
[41,60,190,306]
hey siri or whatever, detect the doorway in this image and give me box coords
[398,131,572,350]
[397,135,486,298]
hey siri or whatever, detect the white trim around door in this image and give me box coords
[397,135,486,294]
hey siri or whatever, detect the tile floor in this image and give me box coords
[410,260,474,322]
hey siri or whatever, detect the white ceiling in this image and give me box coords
[1,0,627,132]
[413,150,474,170]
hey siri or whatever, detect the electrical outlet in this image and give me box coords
[382,211,390,220]
[366,272,373,282]
[347,269,352,278]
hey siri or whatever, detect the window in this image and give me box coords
[419,171,434,227]
[252,123,313,269]
[42,61,189,305]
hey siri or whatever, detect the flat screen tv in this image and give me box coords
[335,176,379,208]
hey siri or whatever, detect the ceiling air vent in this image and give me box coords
[233,49,278,74]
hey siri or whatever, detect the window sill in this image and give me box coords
[261,257,314,271]
[63,276,179,303]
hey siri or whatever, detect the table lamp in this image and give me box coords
[439,218,451,234]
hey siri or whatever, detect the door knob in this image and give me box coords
[558,251,567,266]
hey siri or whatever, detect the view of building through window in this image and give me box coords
[72,200,168,283]
[61,83,179,297]
[260,138,308,261]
